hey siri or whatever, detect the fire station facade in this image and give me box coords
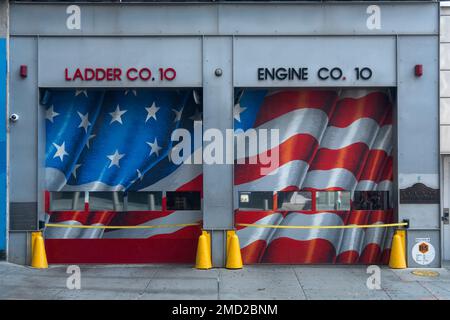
[4,1,441,268]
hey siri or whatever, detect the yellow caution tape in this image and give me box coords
[236,222,408,230]
[46,222,407,230]
[45,223,201,229]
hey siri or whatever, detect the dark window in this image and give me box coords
[316,191,351,211]
[50,192,85,211]
[126,192,162,211]
[89,192,124,211]
[166,191,201,210]
[238,191,273,211]
[277,191,312,211]
[353,191,390,210]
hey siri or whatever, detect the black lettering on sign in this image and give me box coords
[257,68,309,81]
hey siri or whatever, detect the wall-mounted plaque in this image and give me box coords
[400,183,440,204]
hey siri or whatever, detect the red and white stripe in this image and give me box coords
[236,211,284,264]
[302,89,390,191]
[236,89,395,264]
[102,210,202,239]
[235,89,338,192]
[359,210,392,263]
[262,212,347,263]
[336,210,369,263]
[355,109,393,191]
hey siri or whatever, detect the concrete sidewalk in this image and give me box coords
[1,262,450,300]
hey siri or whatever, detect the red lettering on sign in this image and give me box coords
[64,67,174,82]
[73,68,83,81]
[65,68,71,81]
[126,68,138,81]
[114,68,122,81]
[85,68,95,81]
[106,68,114,81]
[95,68,105,81]
[139,68,152,81]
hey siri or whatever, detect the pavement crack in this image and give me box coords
[389,269,405,281]
[217,269,221,300]
[417,281,440,300]
[292,268,308,300]
[380,285,394,300]
[52,288,66,300]
[138,268,159,298]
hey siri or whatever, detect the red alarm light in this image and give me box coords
[415,64,423,77]
[20,65,27,78]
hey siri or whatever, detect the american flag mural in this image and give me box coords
[42,87,394,264]
[234,88,394,265]
[41,88,203,263]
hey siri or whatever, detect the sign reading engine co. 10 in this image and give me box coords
[234,36,396,87]
[257,67,373,82]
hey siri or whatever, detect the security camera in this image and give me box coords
[9,114,19,122]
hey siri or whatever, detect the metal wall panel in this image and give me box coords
[8,232,31,265]
[400,204,440,229]
[202,36,233,266]
[9,37,38,203]
[219,3,438,36]
[38,37,202,88]
[10,3,438,36]
[11,4,218,36]
[441,96,450,155]
[397,36,440,246]
[441,15,450,43]
[202,36,233,229]
[442,126,450,153]
[440,98,450,124]
[397,36,439,176]
[441,11,450,156]
[440,43,450,69]
[441,71,450,97]
[233,36,396,87]
[407,229,440,268]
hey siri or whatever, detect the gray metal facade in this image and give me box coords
[6,1,441,267]
[441,6,450,154]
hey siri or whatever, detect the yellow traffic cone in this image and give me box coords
[226,230,235,256]
[226,233,243,269]
[389,231,407,269]
[202,230,211,255]
[31,231,39,255]
[31,232,48,269]
[195,232,212,269]
[397,229,406,253]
